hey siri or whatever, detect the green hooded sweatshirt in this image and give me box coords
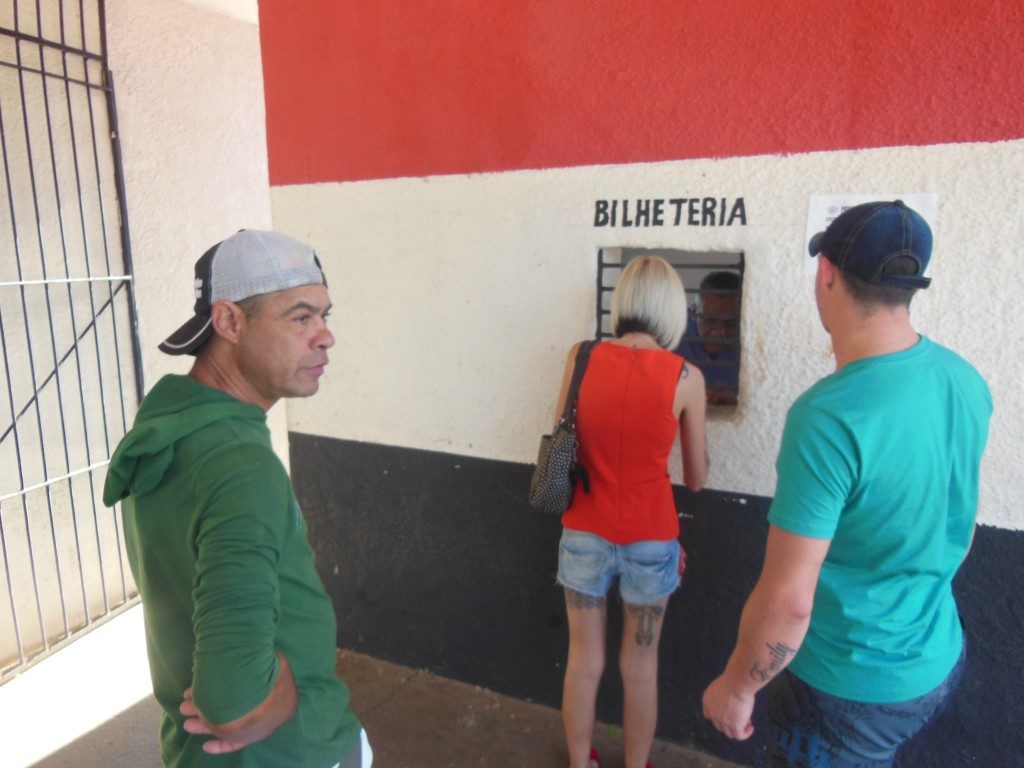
[104,374,360,767]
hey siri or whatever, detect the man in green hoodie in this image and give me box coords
[104,230,368,768]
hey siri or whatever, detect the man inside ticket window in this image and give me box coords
[674,271,741,405]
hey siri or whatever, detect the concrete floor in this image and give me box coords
[34,650,743,768]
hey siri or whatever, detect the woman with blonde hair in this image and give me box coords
[553,256,709,768]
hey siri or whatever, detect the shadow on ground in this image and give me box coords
[33,650,742,768]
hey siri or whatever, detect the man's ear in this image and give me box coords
[817,255,837,290]
[209,300,246,345]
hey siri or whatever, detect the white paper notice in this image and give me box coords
[803,194,938,275]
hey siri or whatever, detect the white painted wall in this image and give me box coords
[273,139,1024,532]
[105,0,290,458]
[182,0,258,24]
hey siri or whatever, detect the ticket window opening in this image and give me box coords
[597,247,744,410]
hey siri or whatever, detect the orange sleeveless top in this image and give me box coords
[561,342,683,544]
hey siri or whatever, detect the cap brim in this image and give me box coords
[158,314,212,356]
[808,231,825,257]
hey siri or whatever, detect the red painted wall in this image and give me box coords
[260,1,1024,186]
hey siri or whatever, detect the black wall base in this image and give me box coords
[291,433,1024,767]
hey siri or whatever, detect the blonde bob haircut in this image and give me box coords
[610,255,688,349]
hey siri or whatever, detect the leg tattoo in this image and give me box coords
[565,589,607,610]
[627,604,665,645]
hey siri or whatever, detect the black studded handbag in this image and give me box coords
[528,340,597,515]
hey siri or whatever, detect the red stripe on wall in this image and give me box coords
[259,1,1024,186]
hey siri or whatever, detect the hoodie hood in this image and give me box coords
[103,375,266,505]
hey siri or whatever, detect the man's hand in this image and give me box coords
[180,651,298,754]
[181,689,250,754]
[706,385,738,406]
[702,673,755,740]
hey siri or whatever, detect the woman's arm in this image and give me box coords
[552,342,583,428]
[675,361,708,491]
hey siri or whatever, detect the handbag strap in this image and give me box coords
[560,339,598,425]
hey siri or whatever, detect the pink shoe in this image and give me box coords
[589,746,601,768]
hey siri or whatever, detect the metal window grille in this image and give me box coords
[596,247,744,406]
[0,0,142,683]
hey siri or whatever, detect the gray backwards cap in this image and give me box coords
[159,230,327,356]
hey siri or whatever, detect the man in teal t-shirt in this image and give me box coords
[104,231,369,767]
[702,201,991,767]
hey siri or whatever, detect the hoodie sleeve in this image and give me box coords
[188,442,291,725]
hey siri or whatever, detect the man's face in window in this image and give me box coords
[697,292,739,358]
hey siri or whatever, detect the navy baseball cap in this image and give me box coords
[807,200,932,289]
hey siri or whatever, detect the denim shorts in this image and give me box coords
[762,644,966,768]
[556,528,680,605]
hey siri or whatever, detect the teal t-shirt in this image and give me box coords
[768,336,991,703]
[105,375,361,767]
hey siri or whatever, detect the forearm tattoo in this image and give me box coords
[627,604,665,646]
[750,641,797,682]
[565,589,606,610]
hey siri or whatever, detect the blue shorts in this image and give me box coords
[556,528,680,605]
[762,644,966,768]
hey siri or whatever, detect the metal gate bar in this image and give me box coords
[0,0,142,683]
